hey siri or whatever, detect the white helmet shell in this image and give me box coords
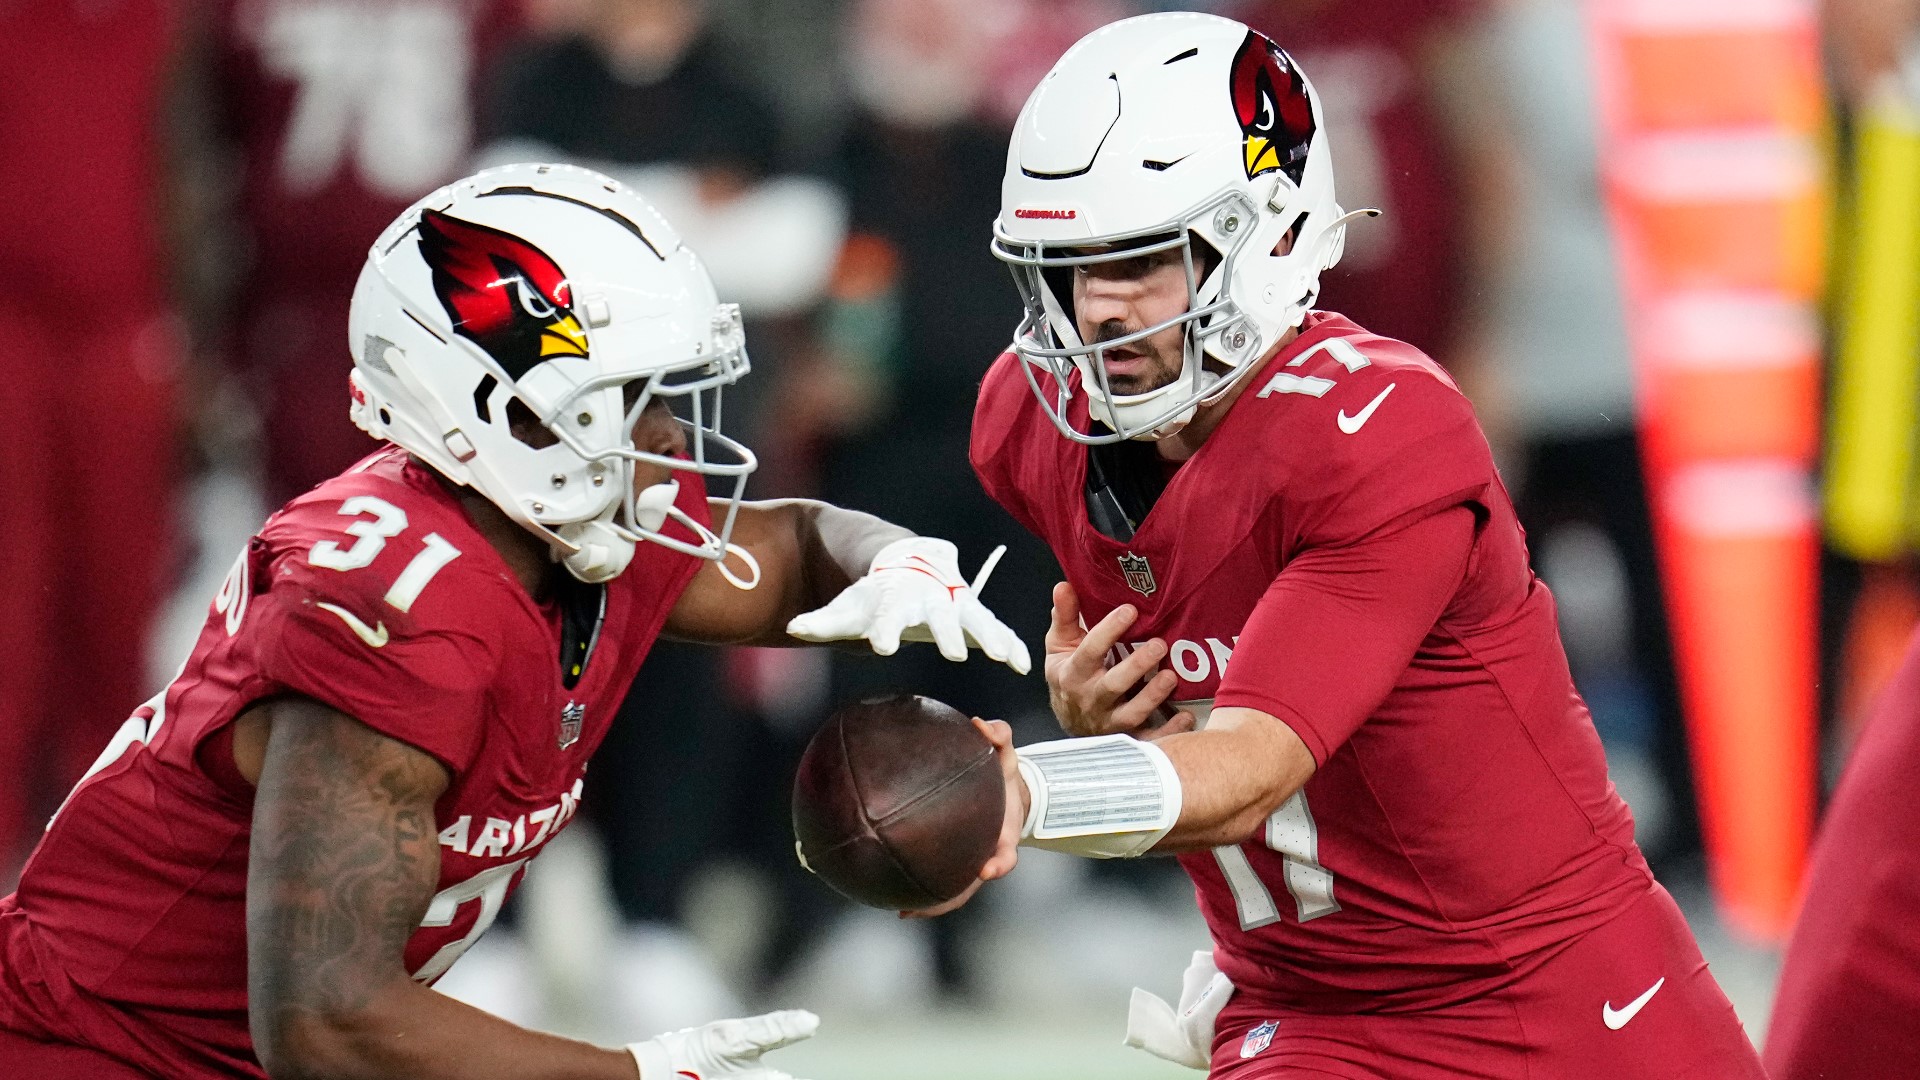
[348,163,756,581]
[993,12,1367,443]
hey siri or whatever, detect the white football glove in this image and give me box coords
[627,1008,819,1080]
[786,537,1032,675]
[1123,950,1235,1070]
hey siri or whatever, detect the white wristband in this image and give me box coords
[1015,734,1183,859]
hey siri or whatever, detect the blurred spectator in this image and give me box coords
[476,0,849,1032]
[0,0,186,884]
[1480,0,1695,865]
[807,0,1126,1000]
[1821,0,1920,108]
[181,0,524,504]
[479,0,847,483]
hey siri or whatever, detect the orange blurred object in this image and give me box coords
[1619,30,1823,130]
[1657,466,1818,938]
[1630,192,1826,295]
[1590,0,1823,940]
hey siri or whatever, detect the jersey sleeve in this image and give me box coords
[1286,360,1497,552]
[247,533,501,778]
[1220,341,1500,763]
[1214,504,1477,765]
[970,351,1048,539]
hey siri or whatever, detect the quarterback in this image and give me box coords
[947,14,1764,1079]
[0,165,1027,1080]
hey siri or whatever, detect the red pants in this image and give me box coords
[0,1025,157,1080]
[1209,887,1764,1079]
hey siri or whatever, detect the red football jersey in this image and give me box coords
[1764,625,1920,1080]
[972,313,1652,1009]
[0,447,704,1078]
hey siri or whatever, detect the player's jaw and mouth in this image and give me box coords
[1089,323,1183,397]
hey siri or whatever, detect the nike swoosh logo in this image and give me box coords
[1602,976,1665,1030]
[1336,383,1395,434]
[316,602,389,648]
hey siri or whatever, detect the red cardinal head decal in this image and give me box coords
[417,208,589,379]
[1229,31,1315,184]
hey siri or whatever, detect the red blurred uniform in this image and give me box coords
[207,0,521,500]
[1764,624,1920,1080]
[0,447,705,1078]
[972,314,1763,1077]
[0,0,183,878]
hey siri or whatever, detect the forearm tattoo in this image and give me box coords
[247,699,447,1025]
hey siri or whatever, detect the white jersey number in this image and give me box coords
[1213,789,1341,928]
[411,858,528,982]
[307,496,463,612]
[252,0,473,198]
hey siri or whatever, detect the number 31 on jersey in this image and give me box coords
[307,495,463,614]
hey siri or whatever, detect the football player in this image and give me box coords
[0,164,1028,1080]
[1763,622,1920,1079]
[939,14,1765,1078]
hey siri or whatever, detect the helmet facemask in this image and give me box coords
[531,306,759,584]
[994,188,1270,444]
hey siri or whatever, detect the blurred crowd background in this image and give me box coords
[2,0,1917,1076]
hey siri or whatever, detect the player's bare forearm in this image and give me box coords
[1148,706,1317,852]
[665,497,912,646]
[785,498,915,610]
[246,697,635,1080]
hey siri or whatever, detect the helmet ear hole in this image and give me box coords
[1275,212,1308,257]
[505,397,557,450]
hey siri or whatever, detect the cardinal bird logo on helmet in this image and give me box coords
[417,208,589,379]
[1229,31,1315,184]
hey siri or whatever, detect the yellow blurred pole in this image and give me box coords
[1824,89,1920,558]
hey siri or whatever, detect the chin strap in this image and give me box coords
[551,481,762,588]
[556,520,635,584]
[635,481,762,590]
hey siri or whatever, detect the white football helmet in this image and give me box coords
[348,163,756,583]
[992,12,1372,443]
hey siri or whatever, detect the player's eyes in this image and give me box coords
[1077,254,1169,280]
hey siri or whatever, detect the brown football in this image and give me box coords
[791,693,1006,910]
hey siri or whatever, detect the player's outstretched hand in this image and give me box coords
[627,1009,820,1080]
[901,717,1025,920]
[1124,950,1235,1070]
[1046,581,1195,738]
[787,537,1032,674]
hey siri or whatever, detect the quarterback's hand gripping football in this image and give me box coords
[786,537,1032,674]
[1123,950,1235,1070]
[627,1008,819,1080]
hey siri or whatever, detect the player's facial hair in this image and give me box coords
[1091,319,1183,395]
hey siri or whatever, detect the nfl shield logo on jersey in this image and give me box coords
[1240,1019,1279,1059]
[558,701,584,750]
[1119,551,1157,597]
